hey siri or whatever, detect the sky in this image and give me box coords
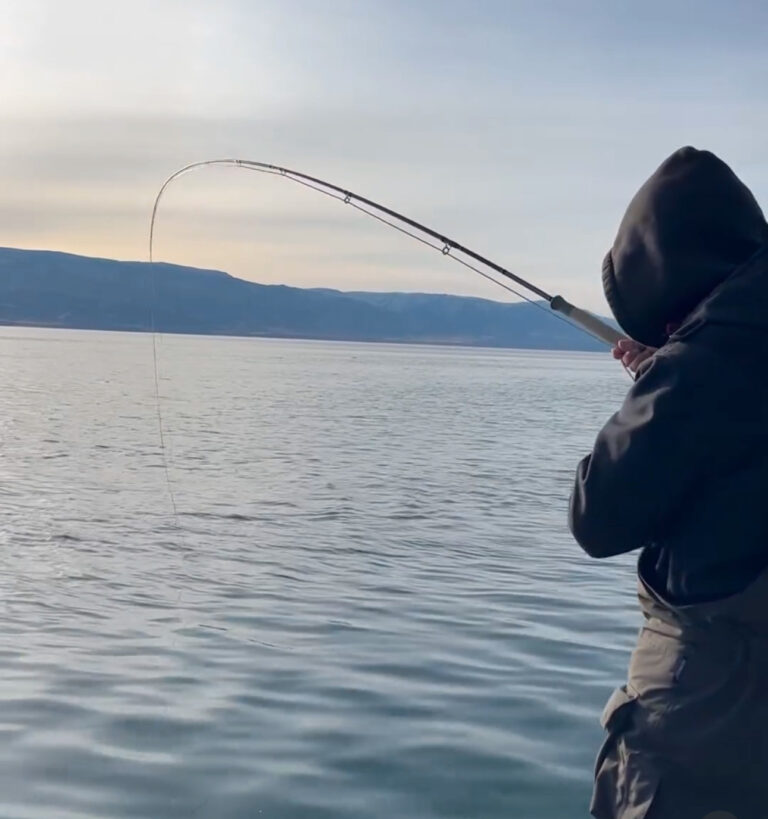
[1,0,767,313]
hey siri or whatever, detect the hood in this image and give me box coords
[602,146,768,348]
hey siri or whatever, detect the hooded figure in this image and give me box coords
[570,147,768,819]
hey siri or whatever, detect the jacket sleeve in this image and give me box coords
[569,340,735,558]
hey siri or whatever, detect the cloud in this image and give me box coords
[1,1,767,313]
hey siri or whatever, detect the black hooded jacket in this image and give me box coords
[570,147,768,602]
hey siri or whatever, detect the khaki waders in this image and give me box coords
[591,551,768,819]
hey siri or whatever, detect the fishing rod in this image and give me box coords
[149,159,622,348]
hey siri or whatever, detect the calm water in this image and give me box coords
[0,328,639,819]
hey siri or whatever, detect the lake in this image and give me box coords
[0,328,639,818]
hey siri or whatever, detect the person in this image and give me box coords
[570,146,768,819]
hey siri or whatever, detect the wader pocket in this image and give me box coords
[600,685,637,732]
[628,625,685,689]
[592,686,661,819]
[594,686,637,777]
[628,622,741,712]
[625,620,751,779]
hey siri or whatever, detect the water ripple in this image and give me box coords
[0,330,636,818]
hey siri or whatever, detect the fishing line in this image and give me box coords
[235,165,543,308]
[251,166,569,324]
[148,267,181,533]
[147,158,627,529]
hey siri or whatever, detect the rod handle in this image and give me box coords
[550,295,624,347]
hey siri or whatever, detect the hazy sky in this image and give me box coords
[2,0,767,312]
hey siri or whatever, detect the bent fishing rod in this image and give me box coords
[149,159,623,348]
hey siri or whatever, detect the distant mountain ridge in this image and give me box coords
[0,247,607,351]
